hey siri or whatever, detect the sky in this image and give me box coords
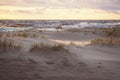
[0,0,120,20]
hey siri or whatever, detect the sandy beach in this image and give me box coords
[0,28,120,80]
[0,0,120,79]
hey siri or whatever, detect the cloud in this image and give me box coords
[15,10,33,14]
[0,5,45,15]
[95,0,120,14]
[106,10,120,15]
[0,9,11,13]
[0,0,22,6]
[0,8,33,14]
[89,0,120,10]
[0,0,120,14]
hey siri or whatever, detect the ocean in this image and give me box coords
[0,20,120,32]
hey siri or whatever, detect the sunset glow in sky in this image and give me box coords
[0,0,120,20]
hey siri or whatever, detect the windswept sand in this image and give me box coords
[0,29,120,80]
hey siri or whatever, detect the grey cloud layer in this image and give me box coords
[0,0,120,12]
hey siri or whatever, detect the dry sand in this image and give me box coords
[0,29,120,80]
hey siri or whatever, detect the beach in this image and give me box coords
[0,0,120,79]
[0,26,120,80]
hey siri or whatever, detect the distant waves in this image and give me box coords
[0,20,120,32]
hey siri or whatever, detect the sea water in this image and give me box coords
[0,20,120,32]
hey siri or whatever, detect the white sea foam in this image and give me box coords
[0,26,32,32]
[37,27,62,32]
[0,21,119,32]
[78,22,120,28]
[61,22,120,29]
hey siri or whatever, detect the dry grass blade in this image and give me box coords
[91,38,120,45]
[30,43,68,52]
[0,39,21,53]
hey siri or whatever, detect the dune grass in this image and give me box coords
[100,27,120,37]
[11,32,39,38]
[90,27,120,45]
[30,43,68,52]
[16,32,29,37]
[70,41,75,45]
[65,28,80,32]
[91,38,120,45]
[0,39,21,53]
[0,32,39,38]
[30,43,47,51]
[52,44,65,51]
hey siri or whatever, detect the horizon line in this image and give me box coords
[0,19,120,21]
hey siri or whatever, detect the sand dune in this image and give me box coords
[0,28,120,80]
